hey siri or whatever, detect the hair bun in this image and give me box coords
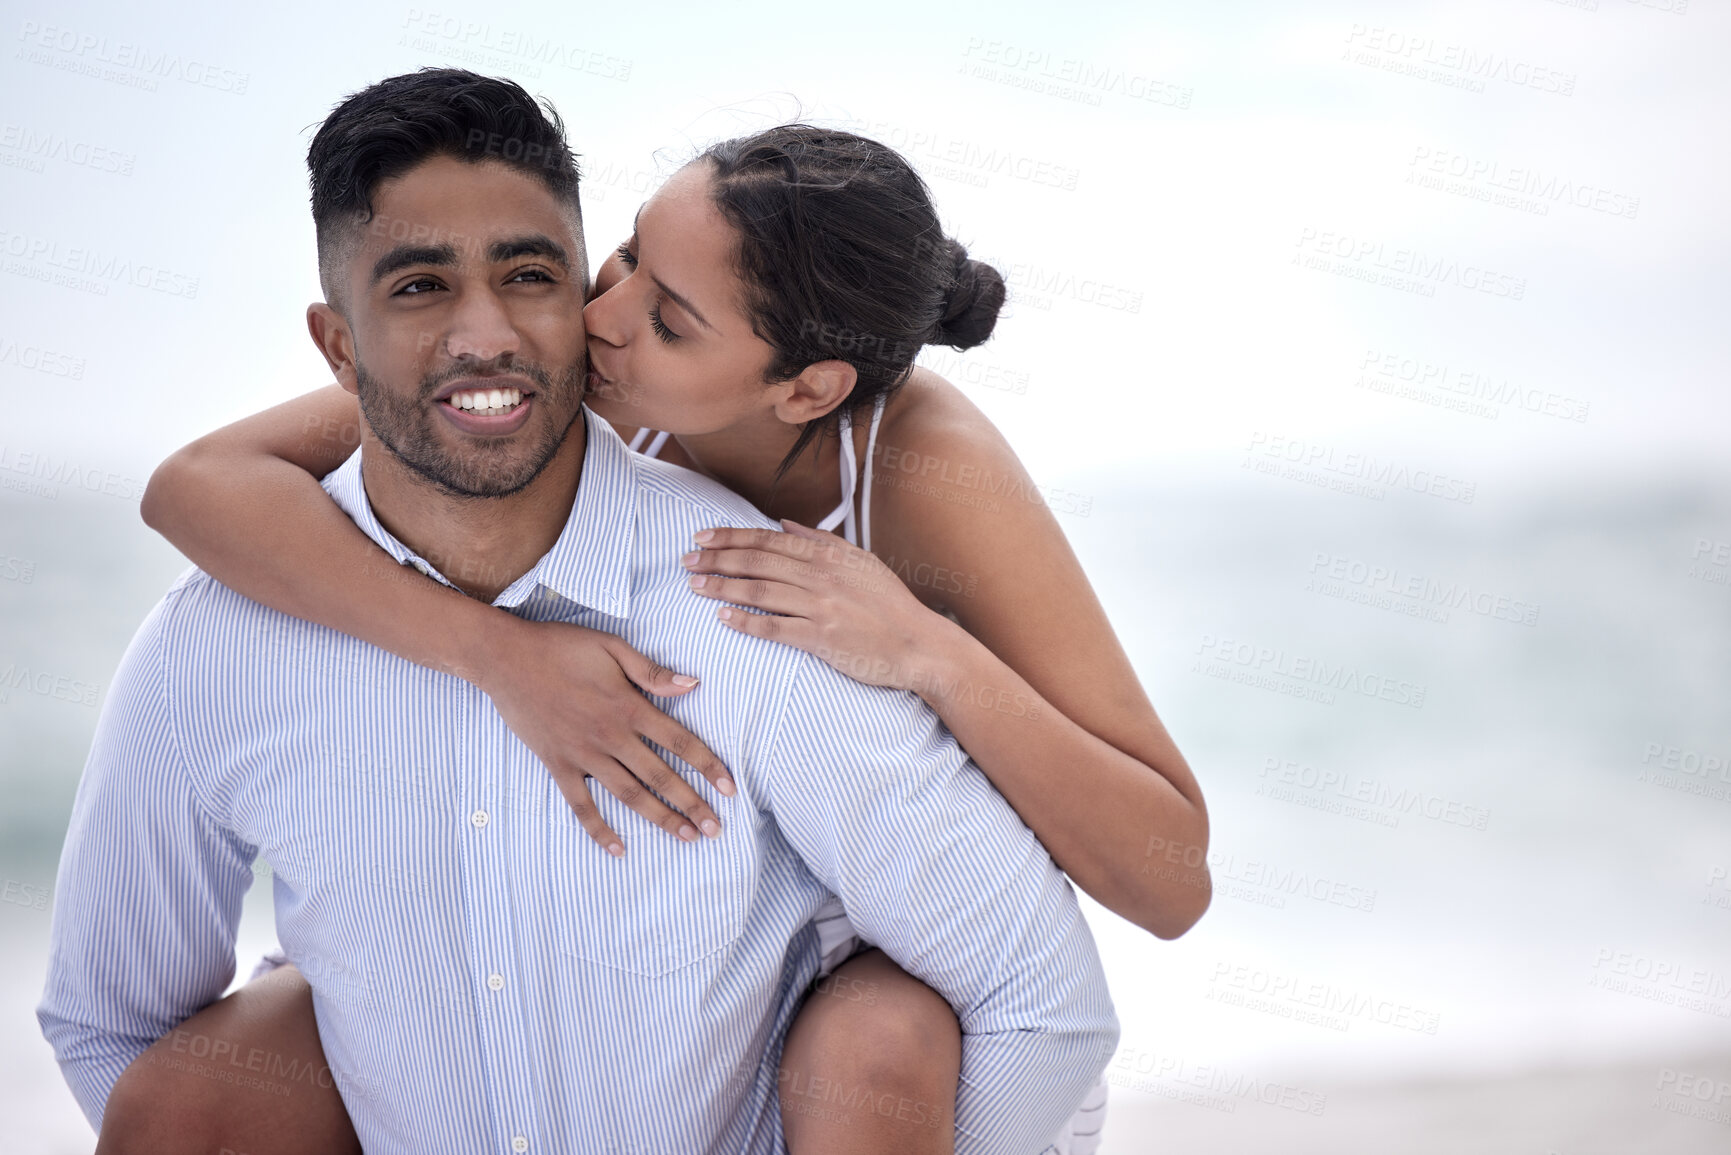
[933,239,1006,350]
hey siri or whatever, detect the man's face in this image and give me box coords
[330,155,589,498]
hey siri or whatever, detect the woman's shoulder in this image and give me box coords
[870,366,1042,555]
[877,366,1019,468]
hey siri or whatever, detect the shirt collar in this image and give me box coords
[322,405,637,617]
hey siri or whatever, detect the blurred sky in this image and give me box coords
[1,0,1725,496]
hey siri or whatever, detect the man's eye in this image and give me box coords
[397,278,442,296]
[509,268,555,284]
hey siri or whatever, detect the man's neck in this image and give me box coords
[359,411,588,603]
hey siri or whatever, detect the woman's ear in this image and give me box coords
[773,360,859,425]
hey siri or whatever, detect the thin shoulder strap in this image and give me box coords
[814,396,889,550]
[815,407,858,545]
[858,395,887,554]
[627,428,670,458]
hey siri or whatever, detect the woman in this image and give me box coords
[133,125,1211,1154]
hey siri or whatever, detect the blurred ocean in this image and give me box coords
[4,466,1728,1151]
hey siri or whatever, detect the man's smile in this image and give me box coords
[433,375,538,434]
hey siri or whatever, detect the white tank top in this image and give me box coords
[628,396,889,551]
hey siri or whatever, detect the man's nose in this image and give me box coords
[443,287,521,362]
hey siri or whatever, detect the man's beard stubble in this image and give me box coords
[354,355,586,499]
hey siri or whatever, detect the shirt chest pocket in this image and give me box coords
[550,797,754,979]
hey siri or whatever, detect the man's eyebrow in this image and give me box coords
[371,243,459,285]
[488,234,569,266]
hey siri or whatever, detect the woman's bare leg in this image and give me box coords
[96,964,361,1155]
[779,949,961,1155]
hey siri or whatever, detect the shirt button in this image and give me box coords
[512,1138,528,1153]
[487,973,505,991]
[469,809,489,829]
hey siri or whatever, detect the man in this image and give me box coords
[38,70,1117,1153]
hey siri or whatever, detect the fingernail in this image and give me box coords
[717,777,736,797]
[688,574,707,591]
[671,674,699,687]
[681,551,699,568]
[695,530,714,543]
[678,824,698,842]
[607,842,624,858]
[717,607,733,622]
[700,818,721,837]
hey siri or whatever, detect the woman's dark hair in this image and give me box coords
[307,68,583,310]
[699,125,1006,477]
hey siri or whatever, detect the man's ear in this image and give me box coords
[307,304,360,396]
[772,360,859,425]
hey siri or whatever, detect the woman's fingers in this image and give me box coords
[573,755,700,849]
[545,772,627,858]
[687,572,811,616]
[638,709,736,798]
[610,642,702,696]
[616,734,724,840]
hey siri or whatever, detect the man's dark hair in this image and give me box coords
[307,68,583,310]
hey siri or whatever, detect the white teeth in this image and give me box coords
[447,387,522,413]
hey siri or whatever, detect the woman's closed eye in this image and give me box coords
[616,242,683,343]
[649,303,682,343]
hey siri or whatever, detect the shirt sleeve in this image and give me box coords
[761,655,1120,1154]
[36,593,257,1130]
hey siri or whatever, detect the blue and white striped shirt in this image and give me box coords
[39,406,1118,1154]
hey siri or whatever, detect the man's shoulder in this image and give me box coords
[627,454,780,534]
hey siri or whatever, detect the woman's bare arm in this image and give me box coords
[686,376,1210,938]
[141,386,735,851]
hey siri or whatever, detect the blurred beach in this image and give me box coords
[5,468,1728,1152]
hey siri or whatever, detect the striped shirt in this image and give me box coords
[39,406,1118,1154]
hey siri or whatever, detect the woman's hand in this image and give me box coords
[681,520,953,691]
[478,617,735,857]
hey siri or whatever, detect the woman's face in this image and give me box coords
[582,162,780,435]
